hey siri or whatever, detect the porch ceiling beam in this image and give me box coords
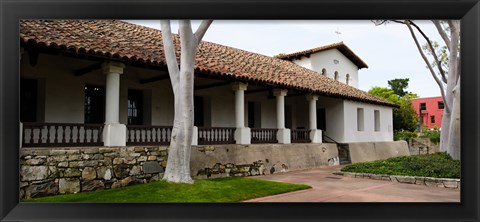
[74,63,102,76]
[139,74,170,84]
[245,88,270,94]
[194,81,231,91]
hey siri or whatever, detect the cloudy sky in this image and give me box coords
[127,20,446,98]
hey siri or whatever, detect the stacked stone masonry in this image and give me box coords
[333,171,460,189]
[21,143,340,199]
[20,147,168,199]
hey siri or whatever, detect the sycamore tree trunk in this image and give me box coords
[403,19,460,159]
[447,77,460,160]
[161,20,212,183]
[437,20,460,159]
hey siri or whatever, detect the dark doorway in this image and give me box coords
[20,78,38,122]
[248,101,255,128]
[194,96,204,127]
[317,108,326,130]
[128,89,143,125]
[84,85,105,124]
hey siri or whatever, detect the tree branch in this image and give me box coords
[194,20,213,47]
[391,20,448,83]
[405,20,450,113]
[433,20,451,50]
[160,20,180,93]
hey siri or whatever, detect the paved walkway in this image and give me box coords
[246,166,460,202]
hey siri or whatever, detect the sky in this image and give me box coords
[126,20,446,98]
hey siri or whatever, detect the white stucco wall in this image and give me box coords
[342,100,393,142]
[318,96,345,142]
[291,49,360,88]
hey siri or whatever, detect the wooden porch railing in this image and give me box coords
[22,123,104,147]
[291,129,311,143]
[251,128,278,144]
[197,127,236,145]
[126,125,172,146]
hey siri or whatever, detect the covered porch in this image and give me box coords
[20,52,324,148]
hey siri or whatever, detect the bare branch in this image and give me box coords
[160,20,180,92]
[432,20,451,50]
[194,20,213,46]
[405,20,450,112]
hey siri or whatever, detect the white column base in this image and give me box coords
[235,127,251,145]
[192,126,198,146]
[309,129,322,143]
[277,128,291,144]
[103,123,127,147]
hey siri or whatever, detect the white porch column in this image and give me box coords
[232,82,250,144]
[306,95,322,143]
[102,62,127,147]
[273,89,290,144]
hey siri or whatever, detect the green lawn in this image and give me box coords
[24,177,310,202]
[341,152,460,179]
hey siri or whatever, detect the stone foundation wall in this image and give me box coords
[348,141,410,163]
[191,143,339,179]
[20,143,339,199]
[20,147,168,199]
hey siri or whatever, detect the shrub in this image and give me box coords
[341,152,460,178]
[394,130,417,142]
[420,128,441,144]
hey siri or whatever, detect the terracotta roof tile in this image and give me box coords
[20,20,395,107]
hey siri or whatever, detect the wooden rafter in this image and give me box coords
[74,63,102,76]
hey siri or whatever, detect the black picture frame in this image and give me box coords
[1,0,479,221]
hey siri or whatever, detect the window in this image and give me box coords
[194,96,204,127]
[321,68,327,76]
[431,116,435,123]
[374,110,380,131]
[346,74,350,85]
[84,85,105,124]
[128,89,143,125]
[357,108,364,131]
[419,103,426,110]
[20,79,38,122]
[438,101,444,109]
[334,71,339,80]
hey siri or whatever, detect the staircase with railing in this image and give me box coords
[323,133,351,165]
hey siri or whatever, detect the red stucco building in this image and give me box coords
[411,96,444,129]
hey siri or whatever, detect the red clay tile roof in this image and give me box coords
[19,20,395,107]
[276,42,369,69]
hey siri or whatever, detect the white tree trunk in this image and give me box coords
[447,77,460,160]
[439,20,460,155]
[160,20,212,183]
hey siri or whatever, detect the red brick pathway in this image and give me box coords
[245,166,460,202]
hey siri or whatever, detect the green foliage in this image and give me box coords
[368,87,400,104]
[24,177,310,202]
[388,78,410,97]
[420,127,441,144]
[369,85,419,132]
[394,131,417,141]
[341,152,460,179]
